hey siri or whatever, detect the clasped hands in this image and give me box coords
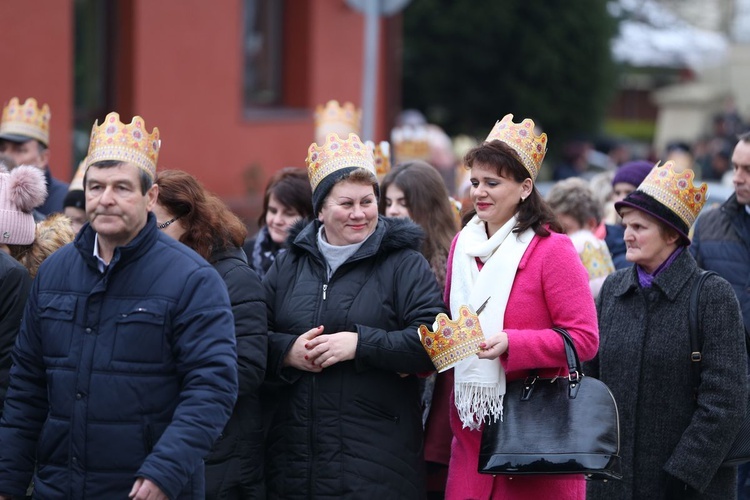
[284,326,358,372]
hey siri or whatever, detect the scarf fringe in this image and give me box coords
[455,381,504,430]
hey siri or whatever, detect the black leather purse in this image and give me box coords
[478,328,622,480]
[688,270,750,466]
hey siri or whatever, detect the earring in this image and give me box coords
[520,197,526,203]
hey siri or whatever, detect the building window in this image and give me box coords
[243,0,284,108]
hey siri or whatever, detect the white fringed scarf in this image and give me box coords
[450,214,534,429]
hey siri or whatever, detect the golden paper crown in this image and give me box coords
[638,161,707,229]
[69,157,87,192]
[365,140,391,178]
[86,112,160,179]
[314,100,361,145]
[391,125,431,163]
[0,97,51,146]
[418,305,486,373]
[485,114,547,181]
[306,132,376,191]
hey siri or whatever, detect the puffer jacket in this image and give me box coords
[691,193,750,332]
[0,251,31,416]
[263,217,446,500]
[0,214,238,499]
[205,246,267,499]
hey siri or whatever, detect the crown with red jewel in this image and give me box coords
[306,132,376,191]
[638,161,707,229]
[365,140,391,178]
[86,112,160,179]
[418,305,486,373]
[391,124,431,162]
[485,114,547,181]
[0,97,51,146]
[314,100,361,145]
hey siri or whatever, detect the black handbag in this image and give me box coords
[688,270,750,466]
[478,328,622,480]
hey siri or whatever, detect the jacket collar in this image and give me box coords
[75,212,160,272]
[611,248,696,301]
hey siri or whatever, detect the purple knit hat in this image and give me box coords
[0,165,47,245]
[612,160,654,188]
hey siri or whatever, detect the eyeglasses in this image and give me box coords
[158,215,182,230]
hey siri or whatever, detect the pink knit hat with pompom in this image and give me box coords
[0,165,47,245]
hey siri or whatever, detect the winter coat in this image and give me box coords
[444,230,599,500]
[263,216,446,500]
[691,194,750,332]
[204,246,267,500]
[37,166,69,216]
[0,214,238,500]
[0,251,31,416]
[587,250,747,500]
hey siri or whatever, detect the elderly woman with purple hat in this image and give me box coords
[587,162,747,499]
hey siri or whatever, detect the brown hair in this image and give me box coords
[463,140,562,236]
[258,167,313,227]
[9,213,75,278]
[379,160,458,286]
[155,169,247,261]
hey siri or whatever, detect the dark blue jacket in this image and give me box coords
[37,166,69,216]
[691,193,750,333]
[0,214,238,499]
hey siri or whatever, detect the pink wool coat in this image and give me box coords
[444,230,599,500]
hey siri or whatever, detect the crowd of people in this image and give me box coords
[0,96,748,500]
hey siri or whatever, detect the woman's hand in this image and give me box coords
[305,331,358,368]
[477,331,508,360]
[283,326,324,372]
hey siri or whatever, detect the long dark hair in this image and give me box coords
[155,169,247,261]
[462,140,561,236]
[379,160,458,286]
[258,167,313,227]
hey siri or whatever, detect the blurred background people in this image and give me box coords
[589,162,746,500]
[262,132,445,498]
[243,167,312,278]
[154,169,268,499]
[444,115,598,500]
[10,213,75,279]
[547,177,615,299]
[62,189,86,233]
[607,160,654,269]
[0,98,68,215]
[379,159,459,499]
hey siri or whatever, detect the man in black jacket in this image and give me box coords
[691,130,750,498]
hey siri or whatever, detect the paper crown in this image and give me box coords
[314,100,361,145]
[365,140,391,178]
[391,125,431,163]
[69,157,87,192]
[636,161,708,230]
[485,114,547,181]
[0,97,51,146]
[306,132,376,192]
[418,305,486,373]
[86,112,160,179]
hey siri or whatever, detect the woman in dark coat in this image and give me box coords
[587,161,747,500]
[263,132,446,499]
[154,170,267,500]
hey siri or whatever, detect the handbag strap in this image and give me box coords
[689,270,718,398]
[552,327,581,381]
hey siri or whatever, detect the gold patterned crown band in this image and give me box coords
[314,100,361,145]
[306,132,376,192]
[0,97,51,146]
[418,305,486,373]
[86,112,160,179]
[636,161,707,229]
[365,140,391,177]
[485,114,547,181]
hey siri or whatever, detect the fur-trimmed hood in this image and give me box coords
[287,215,424,258]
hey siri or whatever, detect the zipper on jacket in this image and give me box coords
[322,283,328,301]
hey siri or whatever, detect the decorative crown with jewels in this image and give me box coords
[365,140,391,178]
[314,100,361,145]
[391,124,431,163]
[638,161,707,229]
[86,112,161,179]
[418,305,486,373]
[485,114,547,181]
[0,97,51,146]
[305,132,376,191]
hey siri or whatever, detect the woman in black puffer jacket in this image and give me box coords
[263,132,446,499]
[155,170,267,500]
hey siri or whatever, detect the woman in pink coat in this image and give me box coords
[443,115,599,500]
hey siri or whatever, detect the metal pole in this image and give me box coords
[361,0,380,142]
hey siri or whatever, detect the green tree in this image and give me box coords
[402,0,618,149]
